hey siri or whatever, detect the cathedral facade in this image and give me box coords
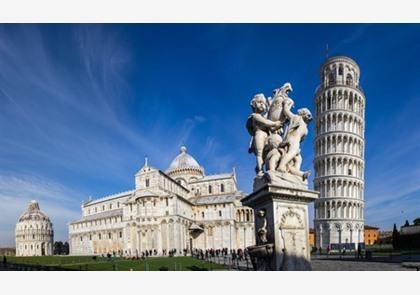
[69,146,255,256]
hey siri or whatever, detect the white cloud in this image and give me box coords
[193,115,206,123]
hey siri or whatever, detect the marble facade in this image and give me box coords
[69,146,254,256]
[313,56,365,250]
[15,201,54,256]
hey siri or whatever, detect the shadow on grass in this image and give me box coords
[186,265,209,271]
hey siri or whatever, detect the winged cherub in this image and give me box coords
[247,94,282,176]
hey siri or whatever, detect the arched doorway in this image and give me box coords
[41,242,45,256]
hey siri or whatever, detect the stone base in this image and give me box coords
[253,170,308,192]
[247,244,275,271]
[242,184,318,271]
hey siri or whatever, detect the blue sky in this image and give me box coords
[1,24,420,246]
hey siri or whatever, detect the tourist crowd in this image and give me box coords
[191,248,249,261]
[99,247,250,261]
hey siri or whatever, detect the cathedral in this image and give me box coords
[69,146,255,256]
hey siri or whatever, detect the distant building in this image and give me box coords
[364,225,379,245]
[69,146,255,256]
[309,229,315,248]
[15,200,54,256]
[400,223,420,235]
[0,248,16,256]
[377,230,393,244]
[392,220,420,249]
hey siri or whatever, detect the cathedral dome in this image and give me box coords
[15,200,54,256]
[19,200,51,222]
[168,146,200,170]
[18,200,51,222]
[166,146,204,184]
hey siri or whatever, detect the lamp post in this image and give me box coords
[243,226,246,249]
[339,229,342,258]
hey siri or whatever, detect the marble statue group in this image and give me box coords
[244,82,318,270]
[247,82,312,189]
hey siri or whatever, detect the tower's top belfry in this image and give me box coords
[318,55,361,91]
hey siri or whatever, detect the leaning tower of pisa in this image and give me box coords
[313,56,365,251]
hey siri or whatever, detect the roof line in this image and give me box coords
[84,189,134,206]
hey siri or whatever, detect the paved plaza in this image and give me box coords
[311,257,413,271]
[204,254,418,271]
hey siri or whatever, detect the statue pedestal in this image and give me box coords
[242,184,318,271]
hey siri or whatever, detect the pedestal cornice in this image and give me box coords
[242,184,319,208]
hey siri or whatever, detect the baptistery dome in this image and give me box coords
[15,200,54,256]
[166,146,204,185]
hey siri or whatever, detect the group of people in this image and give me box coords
[135,248,178,259]
[139,249,159,259]
[100,248,180,260]
[192,248,249,261]
[98,247,252,261]
[312,245,364,258]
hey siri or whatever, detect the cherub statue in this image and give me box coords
[264,133,283,172]
[277,101,312,180]
[247,94,282,176]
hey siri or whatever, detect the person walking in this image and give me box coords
[357,246,362,259]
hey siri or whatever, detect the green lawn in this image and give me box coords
[314,244,420,257]
[4,256,226,271]
[365,244,420,256]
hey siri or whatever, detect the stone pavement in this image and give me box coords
[0,264,9,271]
[1,257,416,271]
[0,261,412,271]
[203,255,417,271]
[311,257,413,271]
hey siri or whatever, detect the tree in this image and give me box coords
[62,242,70,255]
[404,220,410,227]
[413,218,420,226]
[53,241,63,255]
[392,223,400,249]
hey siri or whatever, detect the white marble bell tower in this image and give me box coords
[313,56,365,251]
